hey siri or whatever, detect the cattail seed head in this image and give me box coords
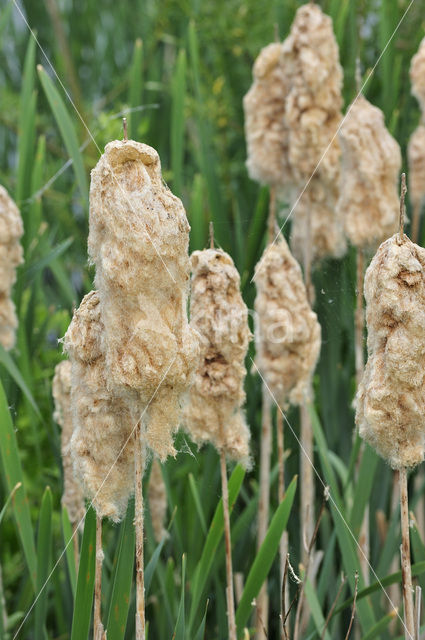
[337,95,401,250]
[148,459,168,543]
[280,4,346,262]
[52,360,85,525]
[183,249,251,465]
[243,42,292,188]
[64,291,138,522]
[0,186,23,350]
[410,36,425,113]
[88,140,199,460]
[254,237,321,406]
[356,234,425,469]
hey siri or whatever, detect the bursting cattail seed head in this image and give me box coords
[88,140,199,460]
[280,4,346,262]
[0,186,23,350]
[356,234,425,469]
[183,249,252,466]
[52,360,85,525]
[243,42,292,189]
[337,95,401,250]
[410,36,425,113]
[64,291,138,522]
[254,237,321,406]
[148,459,168,543]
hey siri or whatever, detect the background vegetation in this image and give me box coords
[1,0,425,638]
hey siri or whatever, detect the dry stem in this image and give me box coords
[220,449,237,640]
[344,572,359,640]
[93,515,104,640]
[135,421,145,640]
[256,386,272,639]
[72,522,80,574]
[277,410,289,639]
[400,467,415,640]
[411,205,421,244]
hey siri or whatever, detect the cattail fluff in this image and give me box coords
[254,237,321,407]
[52,360,85,525]
[336,95,401,249]
[243,42,292,189]
[281,4,346,261]
[88,140,199,460]
[0,186,23,350]
[356,234,425,469]
[64,291,137,522]
[183,249,252,466]
[148,459,168,543]
[408,38,425,223]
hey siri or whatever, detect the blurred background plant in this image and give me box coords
[1,0,425,638]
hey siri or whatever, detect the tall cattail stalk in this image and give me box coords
[135,421,145,640]
[183,232,251,640]
[93,515,105,640]
[0,186,23,351]
[148,458,168,544]
[356,175,425,639]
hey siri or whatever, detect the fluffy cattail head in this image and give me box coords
[0,186,23,350]
[88,139,199,461]
[148,459,168,543]
[52,360,85,525]
[183,248,251,465]
[337,95,401,250]
[356,234,425,469]
[254,236,321,406]
[243,42,292,188]
[64,291,138,522]
[410,36,425,113]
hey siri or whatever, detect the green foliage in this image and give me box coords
[1,1,425,638]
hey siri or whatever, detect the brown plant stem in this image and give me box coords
[277,410,289,640]
[94,515,104,640]
[135,421,145,640]
[256,386,272,639]
[344,572,359,640]
[72,522,80,574]
[220,449,237,640]
[400,467,415,640]
[411,205,421,245]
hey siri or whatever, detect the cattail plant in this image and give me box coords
[148,459,168,543]
[64,289,137,639]
[88,134,199,639]
[244,36,291,636]
[254,235,321,637]
[183,239,251,640]
[356,177,425,639]
[408,36,425,243]
[336,91,401,583]
[52,360,85,568]
[0,186,23,350]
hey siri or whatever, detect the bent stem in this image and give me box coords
[400,467,414,640]
[94,515,105,640]
[220,449,237,640]
[135,420,146,640]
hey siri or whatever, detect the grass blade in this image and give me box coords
[70,507,96,640]
[145,537,166,595]
[194,600,209,640]
[188,464,245,632]
[106,501,135,640]
[173,554,186,640]
[235,476,297,633]
[37,65,89,208]
[0,380,36,587]
[16,35,37,206]
[188,472,207,535]
[62,506,77,599]
[34,487,53,640]
[0,344,41,418]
